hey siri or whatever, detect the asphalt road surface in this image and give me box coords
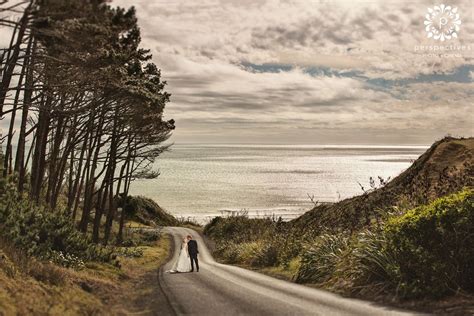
[159,227,419,316]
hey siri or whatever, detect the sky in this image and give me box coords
[110,0,474,145]
[1,0,473,145]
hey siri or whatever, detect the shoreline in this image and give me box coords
[170,205,324,224]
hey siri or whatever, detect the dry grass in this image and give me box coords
[107,234,171,315]
[0,250,108,315]
[0,227,171,315]
[256,257,301,281]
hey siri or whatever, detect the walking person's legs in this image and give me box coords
[190,254,199,272]
[194,255,199,272]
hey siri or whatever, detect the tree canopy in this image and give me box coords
[0,0,174,244]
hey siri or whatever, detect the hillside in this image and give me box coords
[121,196,179,227]
[204,137,474,312]
[0,234,171,315]
[292,137,474,232]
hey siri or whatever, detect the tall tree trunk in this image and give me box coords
[46,114,66,204]
[15,39,37,192]
[0,3,31,116]
[69,125,89,213]
[103,112,119,245]
[30,96,51,202]
[79,107,104,232]
[115,156,130,245]
[92,187,104,243]
[51,121,75,209]
[3,36,32,176]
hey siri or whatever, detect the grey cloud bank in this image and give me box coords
[109,0,474,144]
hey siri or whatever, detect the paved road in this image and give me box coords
[159,227,419,316]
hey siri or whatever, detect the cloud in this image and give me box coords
[2,0,472,144]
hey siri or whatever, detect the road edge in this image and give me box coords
[156,232,178,316]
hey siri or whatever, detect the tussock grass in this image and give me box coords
[296,188,474,299]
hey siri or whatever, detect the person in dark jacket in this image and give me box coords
[187,235,199,272]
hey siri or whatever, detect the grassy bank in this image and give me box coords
[0,181,173,314]
[204,138,474,314]
[0,229,170,315]
[205,189,474,314]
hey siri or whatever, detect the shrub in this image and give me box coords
[49,251,85,269]
[295,188,474,299]
[273,228,307,268]
[120,195,178,226]
[204,216,276,243]
[236,242,263,266]
[213,240,278,267]
[251,242,279,267]
[0,192,114,267]
[384,187,474,298]
[343,230,401,295]
[213,241,240,264]
[205,215,301,267]
[206,215,309,268]
[295,234,349,284]
[140,230,161,243]
[115,247,144,258]
[121,228,162,247]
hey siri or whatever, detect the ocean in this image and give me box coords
[129,144,427,223]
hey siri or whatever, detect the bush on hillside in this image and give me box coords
[295,234,349,284]
[205,215,307,268]
[384,187,474,297]
[204,216,276,243]
[120,195,178,226]
[295,188,474,299]
[343,229,401,295]
[0,192,114,268]
[206,216,278,266]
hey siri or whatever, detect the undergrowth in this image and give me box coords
[0,189,115,268]
[296,188,474,299]
[205,188,473,300]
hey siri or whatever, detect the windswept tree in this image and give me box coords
[0,0,174,245]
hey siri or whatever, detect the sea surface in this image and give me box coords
[129,144,427,223]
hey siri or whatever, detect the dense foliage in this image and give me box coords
[205,185,473,299]
[384,188,474,297]
[121,195,178,227]
[0,191,114,268]
[204,216,309,268]
[296,188,473,298]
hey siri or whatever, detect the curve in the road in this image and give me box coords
[159,227,420,316]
